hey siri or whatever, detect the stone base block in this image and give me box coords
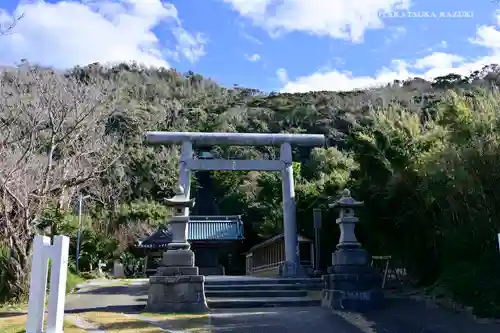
[162,249,195,267]
[279,262,313,277]
[279,262,297,277]
[330,248,370,273]
[321,288,384,312]
[321,265,385,312]
[155,266,199,276]
[146,275,208,313]
[323,271,381,290]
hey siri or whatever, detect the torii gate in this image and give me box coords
[144,131,326,276]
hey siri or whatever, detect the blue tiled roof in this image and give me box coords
[138,216,244,248]
[188,220,243,241]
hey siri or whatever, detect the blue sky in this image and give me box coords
[1,0,500,92]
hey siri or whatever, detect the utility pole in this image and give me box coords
[76,194,90,274]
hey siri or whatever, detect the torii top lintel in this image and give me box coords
[144,131,326,147]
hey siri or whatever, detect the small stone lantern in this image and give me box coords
[165,185,194,251]
[145,185,208,313]
[329,189,364,249]
[321,188,384,312]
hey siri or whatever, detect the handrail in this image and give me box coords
[249,260,312,273]
[251,261,285,272]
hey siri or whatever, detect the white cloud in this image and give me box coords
[280,54,500,93]
[276,68,288,84]
[413,52,464,70]
[425,40,448,53]
[241,31,263,44]
[471,25,500,50]
[385,26,406,44]
[245,53,261,62]
[223,0,411,42]
[235,19,264,44]
[0,0,206,68]
[279,16,500,93]
[171,28,207,63]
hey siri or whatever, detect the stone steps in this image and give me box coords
[207,296,320,308]
[205,277,322,286]
[205,289,308,298]
[205,283,321,291]
[204,277,322,309]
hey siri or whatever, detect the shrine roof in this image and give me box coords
[137,215,244,248]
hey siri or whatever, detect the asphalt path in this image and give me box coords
[65,278,500,333]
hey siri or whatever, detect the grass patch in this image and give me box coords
[66,271,85,292]
[80,312,164,333]
[0,314,87,333]
[114,278,148,285]
[139,312,210,331]
[82,311,211,332]
[110,280,135,286]
[62,320,91,333]
[140,312,208,319]
[0,270,86,315]
[0,303,27,314]
[0,314,27,333]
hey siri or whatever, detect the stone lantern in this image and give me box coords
[165,185,194,251]
[145,185,208,313]
[331,189,364,249]
[321,189,384,312]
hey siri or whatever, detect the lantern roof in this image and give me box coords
[329,189,364,209]
[165,185,195,208]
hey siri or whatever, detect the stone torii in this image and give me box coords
[144,131,326,276]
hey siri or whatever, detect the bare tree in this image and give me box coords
[0,63,123,296]
[86,161,130,234]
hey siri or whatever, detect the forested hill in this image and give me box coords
[2,62,500,316]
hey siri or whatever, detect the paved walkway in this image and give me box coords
[65,278,500,333]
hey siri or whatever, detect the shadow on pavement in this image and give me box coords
[144,315,212,331]
[75,284,147,296]
[206,308,365,333]
[67,282,500,333]
[334,297,500,333]
[65,304,145,314]
[0,312,26,318]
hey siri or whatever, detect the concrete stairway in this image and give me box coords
[205,276,323,308]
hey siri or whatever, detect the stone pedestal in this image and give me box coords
[322,248,383,311]
[321,189,384,312]
[145,185,208,313]
[147,275,208,313]
[279,262,297,277]
[145,249,209,313]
